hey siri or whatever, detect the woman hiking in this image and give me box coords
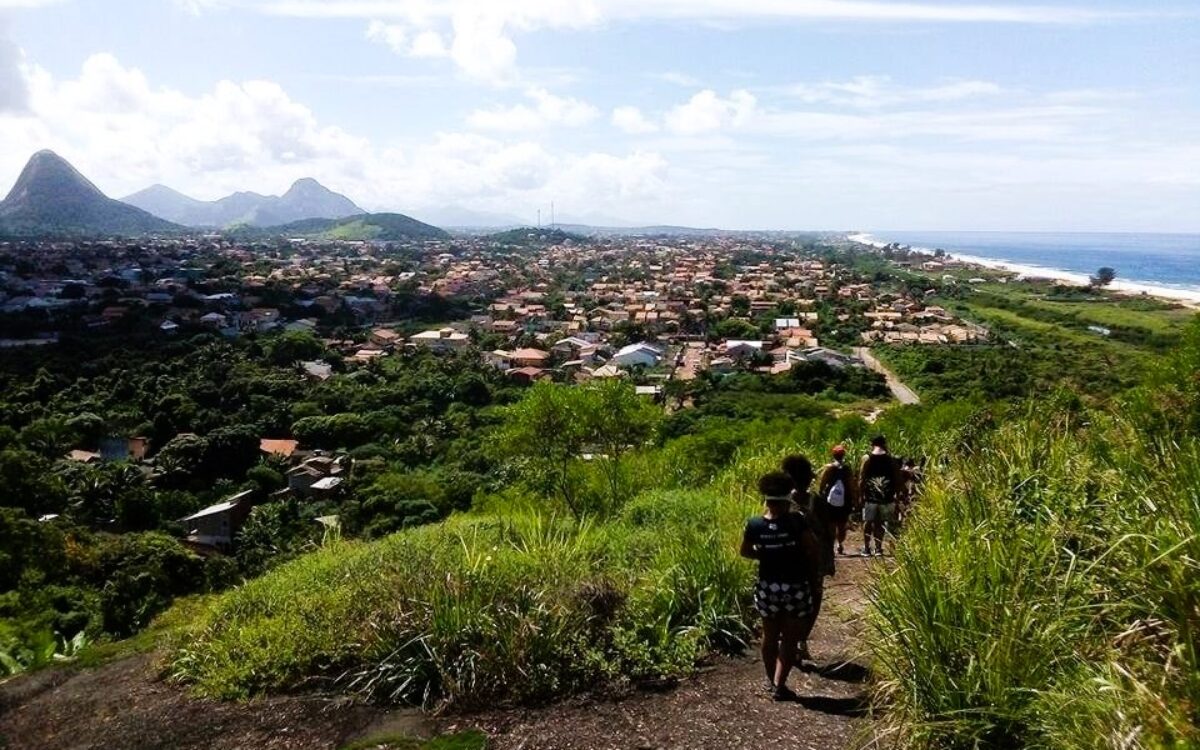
[817,445,856,556]
[782,453,828,664]
[740,471,822,701]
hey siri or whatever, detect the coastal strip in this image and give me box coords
[846,232,1200,305]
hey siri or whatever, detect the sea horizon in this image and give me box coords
[852,229,1200,302]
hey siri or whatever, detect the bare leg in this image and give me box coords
[774,617,805,690]
[761,618,781,684]
[798,581,823,646]
[832,519,847,553]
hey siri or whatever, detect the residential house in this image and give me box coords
[609,342,663,368]
[260,438,300,460]
[510,348,550,368]
[409,328,470,352]
[507,367,549,385]
[369,327,403,349]
[99,436,150,462]
[180,489,255,550]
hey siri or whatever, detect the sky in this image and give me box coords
[0,0,1197,231]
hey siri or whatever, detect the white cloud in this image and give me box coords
[611,105,658,134]
[0,52,664,220]
[281,0,1147,85]
[408,29,447,57]
[0,24,27,113]
[784,75,1004,108]
[260,0,1140,25]
[653,71,700,87]
[467,87,597,131]
[663,89,757,135]
[365,19,407,52]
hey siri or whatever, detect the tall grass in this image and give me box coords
[868,402,1200,749]
[167,486,763,708]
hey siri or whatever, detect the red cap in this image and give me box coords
[832,444,846,456]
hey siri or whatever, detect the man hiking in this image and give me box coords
[740,471,821,700]
[782,453,826,665]
[859,435,901,557]
[817,444,855,556]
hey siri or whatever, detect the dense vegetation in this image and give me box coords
[0,318,888,676]
[166,380,917,705]
[870,322,1200,748]
[5,235,1198,750]
[874,282,1186,403]
[0,330,524,674]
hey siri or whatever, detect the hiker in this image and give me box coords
[897,457,919,523]
[740,471,821,701]
[859,436,901,556]
[782,453,827,664]
[817,444,856,556]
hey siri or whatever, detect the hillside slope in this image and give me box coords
[0,151,181,237]
[259,212,450,241]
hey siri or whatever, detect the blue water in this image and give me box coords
[868,231,1200,293]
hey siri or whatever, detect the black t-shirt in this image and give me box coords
[743,513,807,583]
[862,453,898,504]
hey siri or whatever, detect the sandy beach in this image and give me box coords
[847,232,1200,305]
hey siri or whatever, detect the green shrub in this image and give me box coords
[868,405,1200,749]
[168,485,760,708]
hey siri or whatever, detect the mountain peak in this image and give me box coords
[122,177,365,228]
[0,150,179,237]
[282,177,336,199]
[5,149,105,205]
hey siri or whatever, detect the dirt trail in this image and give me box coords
[442,559,873,750]
[854,347,920,406]
[0,560,875,750]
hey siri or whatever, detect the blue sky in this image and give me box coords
[0,0,1197,230]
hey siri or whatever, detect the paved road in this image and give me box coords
[854,347,921,405]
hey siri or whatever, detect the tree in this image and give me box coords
[265,330,325,367]
[585,379,662,510]
[714,318,760,341]
[345,471,446,539]
[291,413,372,450]
[495,382,592,516]
[153,433,209,488]
[496,381,661,516]
[1090,267,1116,288]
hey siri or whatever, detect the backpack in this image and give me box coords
[825,464,848,508]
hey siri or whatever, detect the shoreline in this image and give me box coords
[846,232,1200,305]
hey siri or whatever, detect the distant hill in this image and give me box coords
[122,178,364,228]
[486,227,589,246]
[235,212,450,241]
[0,151,181,238]
[554,223,728,238]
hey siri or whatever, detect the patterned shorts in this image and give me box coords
[754,580,814,620]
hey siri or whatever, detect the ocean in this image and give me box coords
[857,231,1200,299]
